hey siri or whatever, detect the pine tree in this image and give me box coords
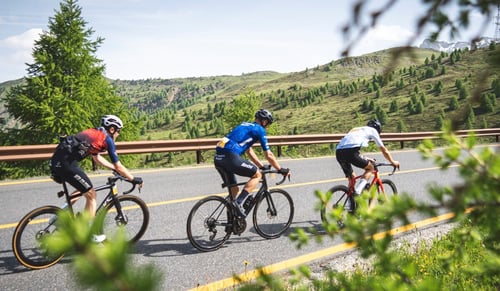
[458,87,469,100]
[449,96,459,110]
[396,119,407,132]
[492,78,500,97]
[389,100,399,113]
[4,0,133,145]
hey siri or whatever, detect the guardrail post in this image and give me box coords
[277,145,282,157]
[196,150,202,164]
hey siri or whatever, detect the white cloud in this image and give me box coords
[1,28,42,49]
[350,24,416,56]
[0,29,42,80]
[366,25,415,43]
[0,28,41,63]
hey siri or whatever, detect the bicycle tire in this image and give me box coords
[320,185,353,228]
[253,189,294,239]
[370,179,398,205]
[12,205,64,269]
[102,195,149,243]
[186,195,233,252]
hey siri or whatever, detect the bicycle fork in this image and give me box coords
[261,191,278,217]
[102,189,127,226]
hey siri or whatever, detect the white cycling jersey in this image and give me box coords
[336,126,384,149]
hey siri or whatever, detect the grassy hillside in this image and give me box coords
[110,46,499,140]
[1,46,499,141]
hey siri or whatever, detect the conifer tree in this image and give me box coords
[4,0,132,145]
[223,90,262,130]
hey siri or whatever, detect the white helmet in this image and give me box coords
[101,114,123,129]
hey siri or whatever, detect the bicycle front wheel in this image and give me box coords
[253,189,294,239]
[371,179,398,205]
[187,196,233,252]
[103,195,150,243]
[12,206,64,269]
[321,185,353,228]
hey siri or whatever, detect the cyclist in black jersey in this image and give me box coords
[49,115,143,242]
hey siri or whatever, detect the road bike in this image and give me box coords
[186,166,294,252]
[12,172,149,270]
[321,161,398,228]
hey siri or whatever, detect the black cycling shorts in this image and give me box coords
[214,151,258,186]
[49,148,93,193]
[335,147,369,177]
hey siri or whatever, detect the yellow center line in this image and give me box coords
[190,209,468,291]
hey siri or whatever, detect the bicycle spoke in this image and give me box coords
[321,185,351,228]
[253,189,294,239]
[12,206,64,269]
[102,195,149,243]
[187,196,232,252]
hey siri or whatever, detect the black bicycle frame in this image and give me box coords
[58,175,133,220]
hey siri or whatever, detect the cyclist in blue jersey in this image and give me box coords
[214,109,290,217]
[50,115,143,242]
[336,119,400,195]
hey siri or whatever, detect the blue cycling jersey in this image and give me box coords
[216,122,270,155]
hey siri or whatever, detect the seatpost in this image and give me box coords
[61,181,74,214]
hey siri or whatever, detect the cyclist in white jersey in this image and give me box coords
[336,119,400,195]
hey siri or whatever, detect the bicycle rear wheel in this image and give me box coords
[12,206,64,269]
[102,195,149,243]
[187,196,232,252]
[253,189,294,239]
[321,185,353,228]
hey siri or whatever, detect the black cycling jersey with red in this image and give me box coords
[49,127,119,193]
[76,127,119,163]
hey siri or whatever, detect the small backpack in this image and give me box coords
[59,135,91,161]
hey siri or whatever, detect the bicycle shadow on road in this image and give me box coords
[286,219,328,236]
[132,230,272,258]
[0,250,32,276]
[131,238,197,257]
[0,248,72,276]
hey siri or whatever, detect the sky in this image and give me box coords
[0,0,497,82]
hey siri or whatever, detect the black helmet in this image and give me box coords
[255,109,274,124]
[367,119,382,134]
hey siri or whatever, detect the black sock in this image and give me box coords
[237,190,249,203]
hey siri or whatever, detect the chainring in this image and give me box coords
[232,217,247,235]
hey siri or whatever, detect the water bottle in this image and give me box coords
[243,195,254,214]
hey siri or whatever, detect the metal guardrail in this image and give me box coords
[0,128,499,163]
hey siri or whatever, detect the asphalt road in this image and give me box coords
[0,147,476,290]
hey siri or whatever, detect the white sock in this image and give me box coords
[355,179,368,194]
